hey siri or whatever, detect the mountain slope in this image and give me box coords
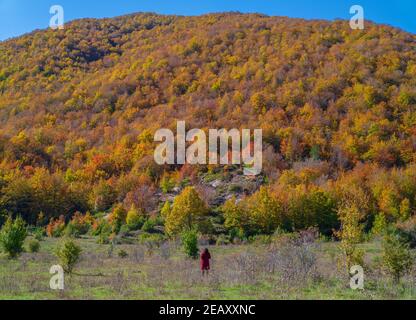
[0,13,415,224]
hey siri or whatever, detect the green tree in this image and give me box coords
[55,239,82,275]
[222,196,250,235]
[181,229,199,259]
[382,229,413,283]
[160,201,171,219]
[335,204,364,272]
[247,187,283,234]
[126,205,144,230]
[0,216,27,259]
[110,204,127,234]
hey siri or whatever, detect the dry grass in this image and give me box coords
[0,236,415,300]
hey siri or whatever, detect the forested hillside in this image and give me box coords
[0,13,415,237]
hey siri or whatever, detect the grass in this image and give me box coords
[0,236,415,300]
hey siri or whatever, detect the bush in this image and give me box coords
[268,236,318,284]
[248,234,273,245]
[92,219,111,236]
[142,218,157,233]
[126,205,145,231]
[138,233,165,246]
[118,249,128,258]
[33,227,45,241]
[382,229,413,283]
[181,229,199,259]
[229,227,245,243]
[160,174,175,194]
[28,239,40,253]
[65,212,94,237]
[55,239,82,274]
[216,234,230,246]
[138,233,166,255]
[46,216,66,238]
[0,216,27,258]
[396,215,416,248]
[64,223,79,238]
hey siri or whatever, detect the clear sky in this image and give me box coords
[1,0,415,41]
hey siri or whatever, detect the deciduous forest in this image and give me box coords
[0,13,415,279]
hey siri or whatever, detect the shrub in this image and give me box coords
[118,249,128,258]
[248,234,272,245]
[55,239,82,274]
[181,229,199,259]
[0,216,27,258]
[126,205,145,231]
[382,229,413,283]
[33,227,45,241]
[268,235,318,284]
[138,233,166,256]
[46,216,66,237]
[229,227,245,243]
[395,215,416,248]
[216,234,230,246]
[92,219,111,236]
[142,218,157,233]
[160,174,175,193]
[65,212,95,237]
[138,233,165,245]
[28,239,40,253]
[92,220,112,244]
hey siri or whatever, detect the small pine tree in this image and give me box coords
[55,239,82,275]
[0,216,27,259]
[382,230,413,284]
[28,239,40,253]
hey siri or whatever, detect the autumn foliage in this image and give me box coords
[0,13,414,238]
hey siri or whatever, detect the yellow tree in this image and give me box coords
[335,203,364,272]
[165,187,208,236]
[126,205,144,230]
[109,204,127,233]
[223,196,250,234]
[247,187,283,234]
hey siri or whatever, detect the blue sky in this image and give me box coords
[0,0,415,41]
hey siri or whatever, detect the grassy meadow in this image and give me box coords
[1,235,415,300]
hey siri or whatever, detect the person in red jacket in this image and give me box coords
[200,248,211,276]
